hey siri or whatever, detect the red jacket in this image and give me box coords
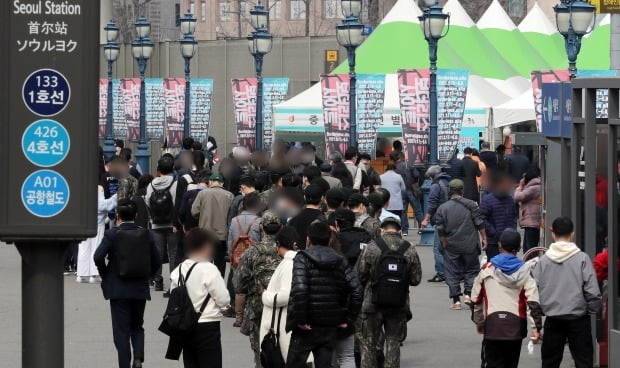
[596,175,608,208]
[593,249,620,283]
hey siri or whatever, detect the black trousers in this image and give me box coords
[182,322,222,368]
[485,243,500,260]
[481,339,522,368]
[214,240,226,277]
[522,227,540,252]
[541,315,593,368]
[110,299,146,368]
[286,327,338,368]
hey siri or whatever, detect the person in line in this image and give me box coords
[178,170,210,233]
[288,184,326,249]
[130,175,153,230]
[77,185,118,283]
[379,164,406,220]
[233,211,283,368]
[471,149,487,194]
[145,156,179,292]
[319,162,343,189]
[532,217,602,368]
[470,229,542,368]
[342,147,362,191]
[325,188,347,216]
[191,173,235,277]
[392,151,424,235]
[373,188,400,222]
[285,222,363,367]
[349,193,381,240]
[420,165,450,283]
[331,152,354,189]
[479,142,498,171]
[227,176,263,228]
[513,165,542,252]
[505,146,530,183]
[356,217,422,368]
[445,148,463,181]
[480,172,517,259]
[94,199,161,368]
[435,179,487,310]
[168,229,231,368]
[459,147,482,203]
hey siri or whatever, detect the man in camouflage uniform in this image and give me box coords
[356,217,422,368]
[233,211,283,367]
[349,193,381,240]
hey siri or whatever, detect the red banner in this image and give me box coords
[320,74,350,157]
[163,78,185,147]
[98,79,107,139]
[118,78,141,142]
[398,69,430,165]
[231,78,258,150]
[531,70,569,132]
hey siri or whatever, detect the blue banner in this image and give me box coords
[457,127,483,155]
[145,78,165,142]
[437,69,469,162]
[190,78,214,144]
[263,78,289,150]
[356,74,386,158]
[541,82,573,138]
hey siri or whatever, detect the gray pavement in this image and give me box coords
[0,236,575,367]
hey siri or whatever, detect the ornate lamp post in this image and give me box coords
[103,21,120,160]
[554,0,596,79]
[247,3,272,150]
[419,0,449,166]
[180,11,198,139]
[336,0,364,148]
[131,17,154,174]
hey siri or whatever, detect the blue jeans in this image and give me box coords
[432,227,445,278]
[401,189,424,233]
[333,334,355,368]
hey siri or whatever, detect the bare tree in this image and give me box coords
[113,0,154,43]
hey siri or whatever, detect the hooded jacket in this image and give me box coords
[286,245,362,332]
[532,241,602,318]
[471,254,543,340]
[145,175,178,230]
[513,177,541,228]
[427,172,451,218]
[480,192,517,245]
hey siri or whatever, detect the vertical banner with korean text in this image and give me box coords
[189,78,214,144]
[98,79,107,139]
[321,74,350,157]
[145,78,165,142]
[263,78,289,151]
[112,78,127,139]
[119,78,140,142]
[164,78,185,147]
[437,69,469,162]
[231,78,258,149]
[356,74,386,158]
[531,70,570,132]
[398,69,430,165]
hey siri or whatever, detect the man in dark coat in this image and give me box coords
[479,142,498,171]
[94,199,161,368]
[479,172,518,259]
[445,148,463,180]
[459,147,482,203]
[505,146,530,183]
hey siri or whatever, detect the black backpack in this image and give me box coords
[149,181,175,225]
[158,263,210,337]
[371,237,411,308]
[114,227,152,278]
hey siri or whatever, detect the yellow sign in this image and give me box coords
[600,0,620,13]
[325,50,339,62]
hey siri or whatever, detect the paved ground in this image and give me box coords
[0,235,575,367]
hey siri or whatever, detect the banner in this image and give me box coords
[457,127,484,156]
[145,78,165,142]
[189,78,214,144]
[531,70,570,132]
[263,78,289,150]
[111,78,127,139]
[163,78,185,147]
[398,69,430,165]
[356,74,386,159]
[118,78,141,142]
[231,78,258,150]
[541,82,573,138]
[437,69,469,162]
[321,74,350,157]
[98,79,108,139]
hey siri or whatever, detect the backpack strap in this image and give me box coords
[275,306,284,339]
[396,240,411,255]
[244,217,259,235]
[375,237,390,254]
[183,262,211,316]
[270,295,278,331]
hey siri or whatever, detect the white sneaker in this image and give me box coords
[464,295,472,305]
[89,276,101,284]
[76,276,89,283]
[450,301,462,310]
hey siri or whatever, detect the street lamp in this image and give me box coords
[419,0,449,166]
[554,0,596,78]
[180,10,198,139]
[336,0,363,148]
[247,3,272,150]
[103,21,120,160]
[131,17,154,174]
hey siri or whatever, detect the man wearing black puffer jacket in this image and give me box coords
[285,221,363,368]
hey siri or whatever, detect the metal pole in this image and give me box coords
[428,37,439,166]
[135,56,150,174]
[16,242,69,368]
[348,45,357,148]
[255,53,264,150]
[565,30,580,78]
[103,60,116,160]
[184,57,191,139]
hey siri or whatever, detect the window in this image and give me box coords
[190,0,196,15]
[324,0,338,19]
[240,1,250,18]
[290,0,306,20]
[219,2,231,21]
[270,1,282,20]
[201,1,207,22]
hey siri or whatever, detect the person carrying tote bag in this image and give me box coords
[261,295,285,368]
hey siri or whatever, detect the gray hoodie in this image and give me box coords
[145,175,178,230]
[531,241,602,319]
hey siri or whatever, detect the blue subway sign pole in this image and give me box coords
[0,1,99,367]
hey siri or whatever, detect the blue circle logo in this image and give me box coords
[22,120,70,167]
[22,69,71,117]
[21,170,70,218]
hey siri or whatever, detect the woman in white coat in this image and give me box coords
[259,226,307,363]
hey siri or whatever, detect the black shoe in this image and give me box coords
[163,290,170,298]
[427,275,445,283]
[132,359,143,368]
[222,307,236,318]
[154,283,164,292]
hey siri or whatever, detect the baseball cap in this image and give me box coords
[261,211,282,226]
[380,216,402,229]
[499,228,521,252]
[325,188,347,202]
[209,174,224,182]
[348,192,369,207]
[449,179,464,192]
